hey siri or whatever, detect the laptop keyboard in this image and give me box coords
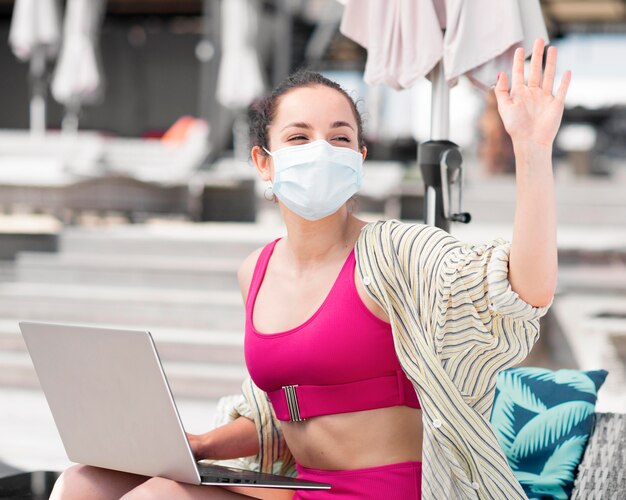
[196,462,331,489]
[197,463,258,484]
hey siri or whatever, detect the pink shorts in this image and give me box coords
[293,461,422,499]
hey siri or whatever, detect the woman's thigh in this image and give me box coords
[50,464,294,500]
[122,478,294,500]
[50,464,150,500]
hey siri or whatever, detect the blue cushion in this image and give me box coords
[489,367,608,500]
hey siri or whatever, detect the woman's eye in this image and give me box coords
[288,135,307,141]
[332,136,351,143]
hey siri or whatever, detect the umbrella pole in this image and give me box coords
[61,99,80,134]
[419,60,470,232]
[272,0,292,86]
[29,47,47,136]
[430,60,449,140]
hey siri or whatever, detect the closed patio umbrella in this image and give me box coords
[9,0,61,135]
[340,0,547,231]
[216,0,264,109]
[216,0,265,159]
[52,0,106,133]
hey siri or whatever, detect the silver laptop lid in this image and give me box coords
[19,321,201,485]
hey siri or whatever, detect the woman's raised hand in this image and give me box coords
[495,38,571,150]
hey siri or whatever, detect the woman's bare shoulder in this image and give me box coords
[237,247,265,303]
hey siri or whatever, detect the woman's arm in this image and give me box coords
[494,39,571,307]
[187,416,260,460]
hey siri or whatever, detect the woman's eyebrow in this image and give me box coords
[281,122,312,132]
[280,121,355,132]
[331,121,354,130]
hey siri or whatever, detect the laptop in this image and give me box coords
[19,321,330,490]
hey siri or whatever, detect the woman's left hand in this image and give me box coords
[494,38,571,150]
[186,432,209,460]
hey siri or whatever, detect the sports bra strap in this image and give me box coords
[246,238,280,309]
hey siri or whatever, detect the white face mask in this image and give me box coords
[263,140,363,221]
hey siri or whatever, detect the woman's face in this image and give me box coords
[253,85,363,183]
[251,85,366,220]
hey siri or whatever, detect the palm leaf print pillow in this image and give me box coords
[489,367,608,500]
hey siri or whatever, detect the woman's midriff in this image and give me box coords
[280,406,423,470]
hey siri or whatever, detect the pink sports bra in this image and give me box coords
[244,239,420,422]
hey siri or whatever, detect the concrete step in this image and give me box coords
[0,261,16,283]
[0,320,245,365]
[557,265,626,294]
[14,252,241,290]
[462,172,626,226]
[0,283,245,330]
[550,293,626,413]
[0,317,247,404]
[59,223,283,259]
[0,350,247,401]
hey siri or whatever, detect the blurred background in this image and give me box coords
[0,0,624,478]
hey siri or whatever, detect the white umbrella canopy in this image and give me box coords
[216,0,265,159]
[340,0,547,92]
[216,0,265,109]
[9,0,61,60]
[52,0,106,132]
[9,0,62,134]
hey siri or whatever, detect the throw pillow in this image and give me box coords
[490,367,608,500]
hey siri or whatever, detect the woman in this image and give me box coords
[51,39,570,499]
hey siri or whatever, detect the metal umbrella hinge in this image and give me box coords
[440,148,471,225]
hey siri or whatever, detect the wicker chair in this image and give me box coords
[571,412,626,499]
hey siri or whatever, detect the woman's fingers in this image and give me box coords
[497,37,570,108]
[494,71,512,106]
[511,46,526,89]
[556,70,572,102]
[542,46,557,94]
[539,42,571,104]
[527,38,545,88]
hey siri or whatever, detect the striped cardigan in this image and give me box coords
[231,220,550,499]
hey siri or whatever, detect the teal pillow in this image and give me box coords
[489,367,608,500]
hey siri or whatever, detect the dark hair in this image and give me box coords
[248,70,365,153]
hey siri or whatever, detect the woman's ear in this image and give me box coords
[361,146,367,162]
[251,145,273,182]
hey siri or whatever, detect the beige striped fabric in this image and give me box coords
[236,220,551,498]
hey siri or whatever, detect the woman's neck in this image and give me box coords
[279,206,364,267]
